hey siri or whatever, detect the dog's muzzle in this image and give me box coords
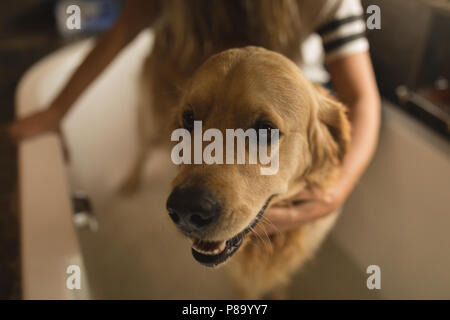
[166,186,221,234]
[166,187,274,267]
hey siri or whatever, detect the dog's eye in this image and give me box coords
[254,121,281,145]
[182,110,195,131]
[255,121,275,132]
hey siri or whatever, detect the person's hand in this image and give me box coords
[7,108,62,144]
[258,184,346,236]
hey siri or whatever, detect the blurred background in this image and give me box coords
[0,0,449,299]
[0,0,122,299]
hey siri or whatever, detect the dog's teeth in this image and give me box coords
[192,240,226,255]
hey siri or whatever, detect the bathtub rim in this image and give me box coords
[15,40,94,300]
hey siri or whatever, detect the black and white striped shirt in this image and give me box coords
[315,0,368,61]
[298,0,369,82]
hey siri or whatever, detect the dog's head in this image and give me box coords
[166,47,350,267]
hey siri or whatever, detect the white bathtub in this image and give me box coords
[17,31,450,299]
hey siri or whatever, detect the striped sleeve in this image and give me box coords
[316,0,369,62]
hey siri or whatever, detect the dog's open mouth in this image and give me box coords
[191,195,274,267]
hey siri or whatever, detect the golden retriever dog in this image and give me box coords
[120,1,351,299]
[127,46,350,299]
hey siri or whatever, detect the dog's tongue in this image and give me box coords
[192,239,226,256]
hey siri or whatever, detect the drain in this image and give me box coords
[72,191,98,231]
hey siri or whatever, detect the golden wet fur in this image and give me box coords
[170,47,350,299]
[123,46,350,299]
[121,1,351,300]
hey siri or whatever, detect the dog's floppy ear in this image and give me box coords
[307,86,351,181]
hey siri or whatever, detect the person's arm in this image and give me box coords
[262,51,381,234]
[328,51,381,201]
[8,0,161,143]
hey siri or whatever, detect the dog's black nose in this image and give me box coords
[166,187,221,233]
